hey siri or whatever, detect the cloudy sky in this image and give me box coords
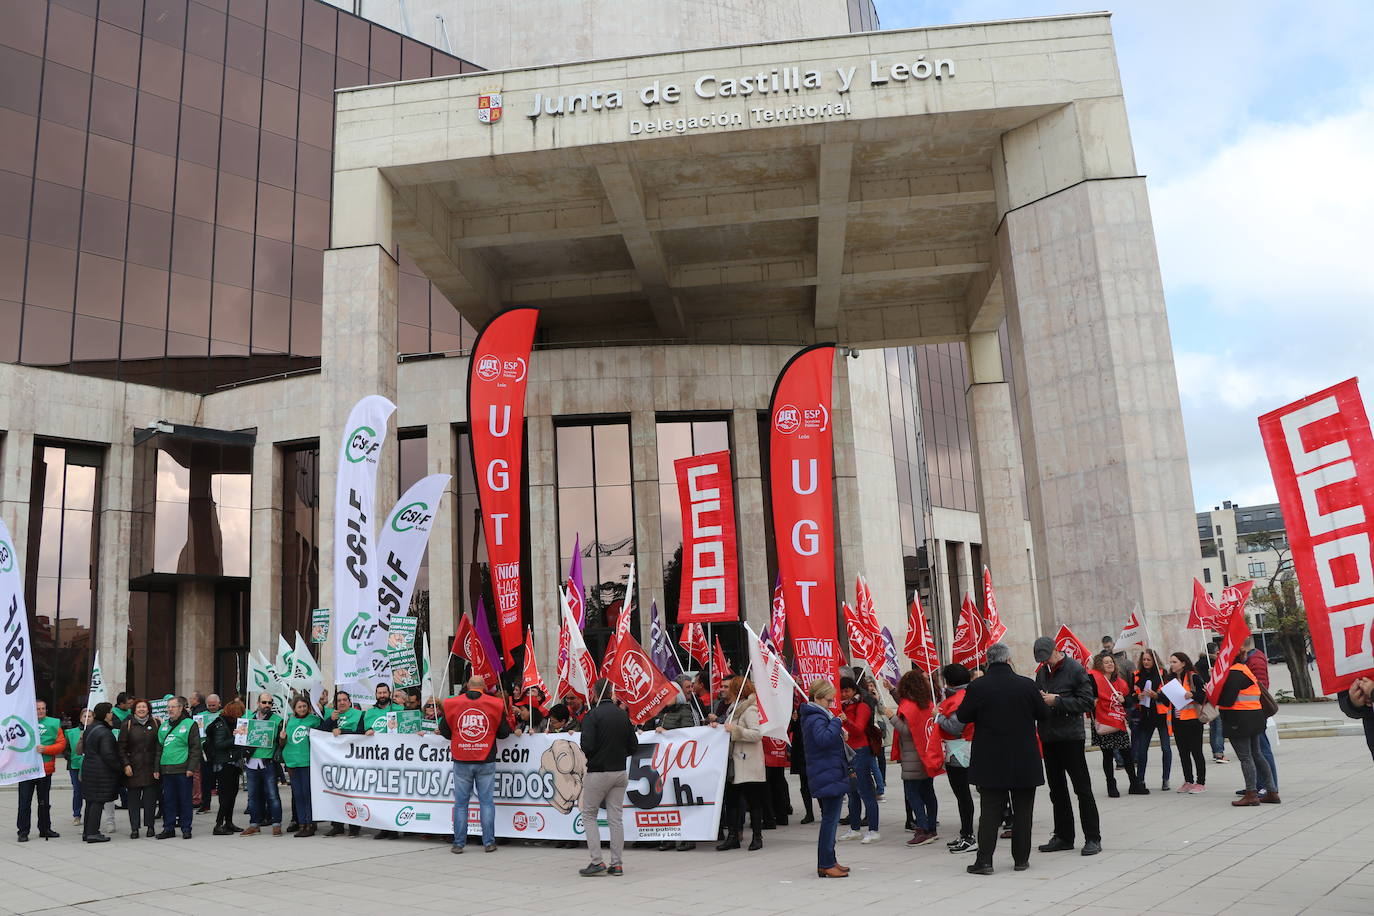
[877,0,1373,510]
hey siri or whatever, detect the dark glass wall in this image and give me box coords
[280,442,319,643]
[914,342,977,512]
[0,0,480,393]
[654,418,729,629]
[24,441,103,717]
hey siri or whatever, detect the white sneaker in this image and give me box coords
[838,829,862,842]
[860,831,881,844]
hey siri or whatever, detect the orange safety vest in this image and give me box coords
[1171,673,1199,721]
[1219,664,1262,712]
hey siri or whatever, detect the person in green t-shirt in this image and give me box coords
[241,693,285,836]
[362,683,405,735]
[112,692,133,724]
[321,691,364,838]
[64,709,92,826]
[281,697,323,836]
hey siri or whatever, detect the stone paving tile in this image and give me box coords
[1,733,1370,915]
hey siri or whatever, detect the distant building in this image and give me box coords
[1196,500,1290,620]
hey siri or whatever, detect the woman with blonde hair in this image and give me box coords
[716,675,768,851]
[800,678,850,878]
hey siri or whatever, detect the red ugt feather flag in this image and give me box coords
[904,594,941,674]
[952,594,986,669]
[982,566,1008,644]
[679,621,709,668]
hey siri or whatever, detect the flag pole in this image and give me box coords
[722,659,755,729]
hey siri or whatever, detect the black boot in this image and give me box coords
[748,831,763,851]
[1107,780,1120,798]
[715,832,740,851]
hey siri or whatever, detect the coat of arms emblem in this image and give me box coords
[478,92,503,124]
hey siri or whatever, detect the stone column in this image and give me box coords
[965,331,1036,660]
[998,178,1198,650]
[175,580,216,694]
[424,422,457,690]
[248,440,282,659]
[729,408,769,629]
[0,427,34,566]
[526,414,559,686]
[834,353,906,640]
[628,410,662,641]
[94,438,132,683]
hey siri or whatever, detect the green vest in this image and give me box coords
[112,706,131,723]
[363,704,400,733]
[64,726,83,770]
[282,714,321,768]
[250,714,282,759]
[331,707,363,733]
[38,717,62,763]
[158,717,196,767]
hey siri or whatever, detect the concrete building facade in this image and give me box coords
[0,0,1199,713]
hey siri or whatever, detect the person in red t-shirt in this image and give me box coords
[838,676,881,843]
[439,676,511,854]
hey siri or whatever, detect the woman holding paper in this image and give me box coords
[1164,654,1208,794]
[1089,655,1144,797]
[1130,650,1173,791]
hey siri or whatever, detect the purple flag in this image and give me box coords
[878,626,902,689]
[475,595,506,673]
[568,533,587,630]
[648,600,682,681]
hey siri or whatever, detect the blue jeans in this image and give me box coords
[1131,717,1173,784]
[846,747,879,831]
[69,769,84,819]
[870,751,886,796]
[288,767,313,824]
[903,778,938,832]
[1209,719,1225,756]
[817,794,844,868]
[161,772,194,834]
[246,764,283,827]
[1256,730,1277,791]
[452,761,495,847]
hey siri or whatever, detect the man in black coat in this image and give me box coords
[1337,675,1374,762]
[578,678,638,877]
[948,642,1050,874]
[1033,636,1102,856]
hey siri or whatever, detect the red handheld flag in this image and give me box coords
[951,594,986,669]
[904,595,941,674]
[1054,624,1091,666]
[768,576,788,654]
[467,307,538,665]
[982,567,1008,645]
[679,621,710,668]
[1205,607,1253,705]
[674,451,740,623]
[711,636,733,700]
[605,631,676,725]
[454,614,498,685]
[519,629,550,711]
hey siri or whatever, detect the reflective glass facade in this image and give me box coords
[0,0,479,392]
[655,417,729,629]
[281,441,319,642]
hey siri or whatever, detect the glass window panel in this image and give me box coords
[36,120,87,186]
[0,108,36,175]
[298,44,334,99]
[79,192,128,260]
[655,422,691,480]
[178,105,221,167]
[251,291,289,352]
[264,31,300,88]
[84,135,132,200]
[302,2,335,51]
[20,305,73,364]
[431,55,464,78]
[225,16,264,75]
[333,58,367,92]
[33,577,58,614]
[253,235,292,295]
[266,0,301,38]
[0,299,19,363]
[659,482,681,561]
[211,282,250,343]
[297,90,331,147]
[257,130,296,189]
[45,4,97,69]
[369,28,400,79]
[2,1,47,55]
[295,144,329,198]
[401,38,430,81]
[75,252,124,319]
[398,322,427,354]
[139,39,184,101]
[169,272,211,334]
[256,183,293,242]
[229,0,266,26]
[286,245,320,305]
[216,171,256,232]
[186,4,227,62]
[41,448,66,508]
[143,1,187,46]
[127,205,173,269]
[30,181,82,250]
[123,263,169,328]
[0,172,31,238]
[174,161,216,221]
[39,61,91,130]
[556,426,593,487]
[289,300,319,357]
[336,14,368,63]
[90,77,136,142]
[220,115,262,178]
[61,510,94,577]
[25,243,78,311]
[134,92,179,155]
[38,508,63,576]
[0,237,24,300]
[559,488,593,558]
[131,148,176,211]
[261,80,298,139]
[213,226,253,287]
[0,45,43,117]
[593,425,630,485]
[58,578,93,625]
[292,194,327,250]
[595,485,633,549]
[222,66,261,126]
[72,313,121,361]
[94,21,140,87]
[693,420,729,455]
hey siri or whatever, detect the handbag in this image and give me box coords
[1198,703,1220,724]
[1258,683,1279,717]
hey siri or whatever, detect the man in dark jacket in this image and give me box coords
[1243,638,1278,794]
[949,642,1050,874]
[578,679,638,877]
[1032,636,1101,857]
[1338,676,1374,762]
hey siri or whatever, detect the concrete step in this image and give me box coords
[1275,717,1366,740]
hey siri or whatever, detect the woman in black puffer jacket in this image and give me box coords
[205,698,248,834]
[78,703,122,843]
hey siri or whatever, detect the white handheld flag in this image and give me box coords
[332,395,397,692]
[87,650,109,708]
[744,622,799,742]
[0,521,43,785]
[560,587,594,700]
[365,473,450,687]
[1115,605,1148,651]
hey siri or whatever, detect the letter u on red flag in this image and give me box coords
[769,345,838,690]
[467,307,538,666]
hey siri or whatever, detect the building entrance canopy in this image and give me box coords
[333,15,1128,351]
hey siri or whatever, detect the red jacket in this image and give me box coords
[938,688,973,740]
[762,737,789,769]
[1246,649,1270,688]
[892,698,945,778]
[1089,671,1128,730]
[39,724,68,776]
[841,699,872,750]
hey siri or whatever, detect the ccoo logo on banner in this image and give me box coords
[311,727,728,840]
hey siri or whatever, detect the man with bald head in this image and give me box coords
[439,677,511,854]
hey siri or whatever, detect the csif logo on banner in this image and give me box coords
[342,611,378,656]
[0,540,12,574]
[345,426,382,464]
[390,501,433,534]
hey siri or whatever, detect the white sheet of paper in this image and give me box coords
[1161,678,1191,710]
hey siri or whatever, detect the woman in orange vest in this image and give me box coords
[1164,653,1208,794]
[1217,654,1279,807]
[1130,649,1173,791]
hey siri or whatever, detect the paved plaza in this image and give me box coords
[1,727,1370,916]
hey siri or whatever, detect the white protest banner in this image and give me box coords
[87,650,108,708]
[291,633,326,706]
[0,520,43,786]
[364,473,450,687]
[333,395,397,691]
[311,725,727,840]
